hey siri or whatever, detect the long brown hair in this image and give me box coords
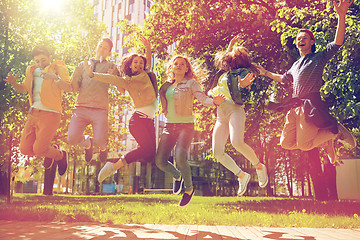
[120,54,147,76]
[214,47,259,75]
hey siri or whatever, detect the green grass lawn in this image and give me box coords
[0,193,359,228]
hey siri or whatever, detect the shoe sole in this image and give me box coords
[237,175,250,196]
[173,178,184,195]
[259,176,269,188]
[178,190,195,208]
[338,123,357,148]
[98,163,114,183]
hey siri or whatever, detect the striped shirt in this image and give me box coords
[282,42,340,98]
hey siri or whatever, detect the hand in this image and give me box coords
[139,35,151,48]
[334,0,353,17]
[83,58,94,77]
[256,65,267,76]
[41,72,58,81]
[73,61,82,77]
[107,65,119,75]
[3,72,18,85]
[239,73,255,88]
[227,34,243,51]
[213,94,226,106]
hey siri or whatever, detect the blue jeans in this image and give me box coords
[67,107,108,150]
[124,111,156,164]
[155,123,194,192]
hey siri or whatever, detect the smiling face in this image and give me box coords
[296,32,315,56]
[34,54,52,70]
[173,57,189,77]
[130,56,145,74]
[95,40,112,60]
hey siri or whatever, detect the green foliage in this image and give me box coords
[0,0,114,183]
[115,0,360,196]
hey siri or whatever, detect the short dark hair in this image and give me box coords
[120,54,147,76]
[32,46,51,58]
[297,29,316,53]
[102,38,113,52]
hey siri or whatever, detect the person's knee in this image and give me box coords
[93,136,107,150]
[232,139,246,151]
[33,144,49,157]
[67,132,81,146]
[280,138,297,150]
[213,148,224,160]
[19,145,33,156]
[155,156,166,170]
[296,141,313,151]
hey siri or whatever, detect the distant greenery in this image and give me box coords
[1,194,359,228]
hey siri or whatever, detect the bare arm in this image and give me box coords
[227,34,243,52]
[257,65,283,83]
[334,0,353,45]
[140,36,152,70]
[3,72,26,93]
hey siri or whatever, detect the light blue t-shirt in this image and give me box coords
[165,85,194,123]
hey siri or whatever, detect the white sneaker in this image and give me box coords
[237,172,250,196]
[98,162,115,183]
[256,164,269,188]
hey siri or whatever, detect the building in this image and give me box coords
[93,0,151,59]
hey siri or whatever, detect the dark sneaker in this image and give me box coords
[179,190,195,208]
[44,144,58,169]
[57,150,68,176]
[173,177,184,195]
[99,149,108,162]
[85,137,93,162]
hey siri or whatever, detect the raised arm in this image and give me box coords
[140,36,152,70]
[334,0,353,45]
[227,34,243,52]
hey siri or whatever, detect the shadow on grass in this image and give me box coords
[0,220,320,240]
[219,198,360,216]
[5,194,174,205]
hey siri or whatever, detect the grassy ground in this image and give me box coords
[0,193,359,228]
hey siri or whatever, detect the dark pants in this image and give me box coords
[43,162,56,195]
[155,123,194,192]
[124,112,156,164]
[306,148,338,201]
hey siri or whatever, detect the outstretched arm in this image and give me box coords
[82,58,126,89]
[257,65,283,83]
[3,72,26,93]
[334,0,353,45]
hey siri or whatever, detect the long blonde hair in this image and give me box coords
[165,55,208,83]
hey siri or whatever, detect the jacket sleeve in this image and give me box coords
[191,80,214,107]
[92,73,127,90]
[54,61,71,82]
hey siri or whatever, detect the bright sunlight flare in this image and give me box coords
[38,0,66,12]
